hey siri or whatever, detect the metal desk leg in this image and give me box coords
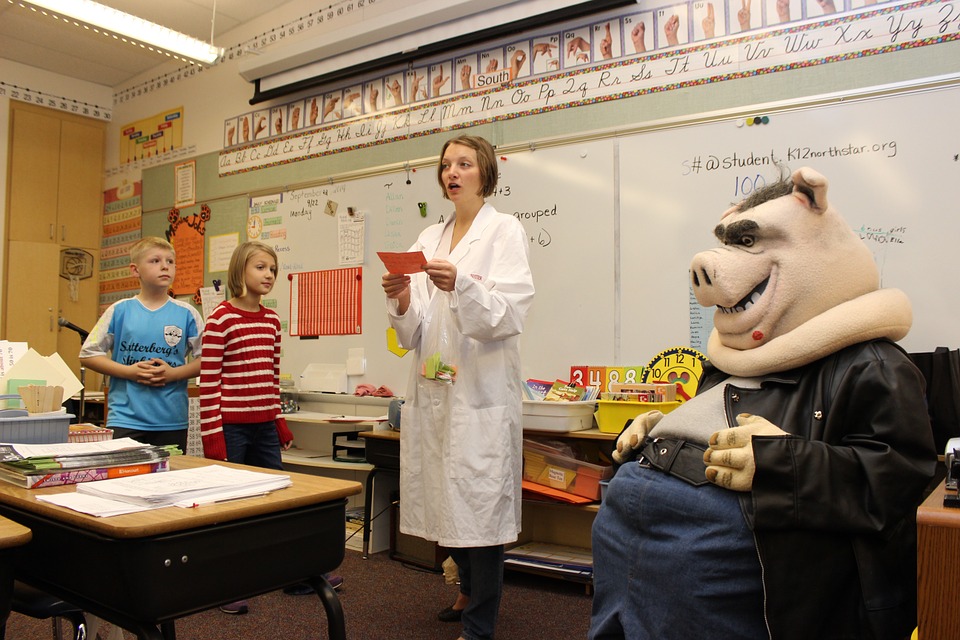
[307,576,346,640]
[361,468,378,559]
[160,620,176,640]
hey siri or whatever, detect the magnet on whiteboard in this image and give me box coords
[418,202,427,217]
[736,119,745,128]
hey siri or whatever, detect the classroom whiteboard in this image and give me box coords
[260,139,615,394]
[619,83,960,363]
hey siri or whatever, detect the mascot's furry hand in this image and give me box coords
[703,413,788,491]
[612,410,664,464]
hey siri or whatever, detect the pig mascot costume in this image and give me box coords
[590,168,936,640]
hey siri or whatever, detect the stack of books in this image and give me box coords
[345,507,364,551]
[524,379,600,402]
[0,438,178,489]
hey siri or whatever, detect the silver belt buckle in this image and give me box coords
[637,437,656,467]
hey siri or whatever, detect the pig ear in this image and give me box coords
[790,167,829,212]
[719,204,740,220]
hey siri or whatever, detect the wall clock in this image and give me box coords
[641,347,707,402]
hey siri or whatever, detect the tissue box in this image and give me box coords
[522,401,596,432]
[299,363,348,394]
[595,400,681,433]
[522,442,612,500]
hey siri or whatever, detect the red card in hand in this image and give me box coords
[377,251,427,274]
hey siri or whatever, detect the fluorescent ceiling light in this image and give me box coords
[15,0,223,64]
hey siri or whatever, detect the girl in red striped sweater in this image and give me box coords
[203,242,340,613]
[199,241,293,466]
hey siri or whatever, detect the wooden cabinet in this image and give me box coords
[2,242,60,354]
[3,102,105,380]
[57,119,105,248]
[7,108,59,244]
[917,480,960,640]
[7,104,103,248]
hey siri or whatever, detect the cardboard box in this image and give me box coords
[68,424,114,443]
[522,401,596,432]
[595,400,681,433]
[522,441,612,500]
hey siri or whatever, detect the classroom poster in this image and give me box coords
[99,181,142,314]
[119,107,184,165]
[174,160,196,208]
[166,205,208,296]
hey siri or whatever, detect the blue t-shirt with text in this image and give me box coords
[81,297,202,431]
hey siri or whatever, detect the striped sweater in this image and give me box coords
[199,301,290,460]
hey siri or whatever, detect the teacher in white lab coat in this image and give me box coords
[383,134,535,640]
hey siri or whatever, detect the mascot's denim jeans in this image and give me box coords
[589,461,768,640]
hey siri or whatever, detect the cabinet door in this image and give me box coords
[8,109,59,243]
[2,242,60,354]
[58,119,104,249]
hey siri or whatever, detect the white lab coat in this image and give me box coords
[387,203,535,548]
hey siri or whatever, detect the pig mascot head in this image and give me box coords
[690,166,912,375]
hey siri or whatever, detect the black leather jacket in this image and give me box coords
[698,339,936,640]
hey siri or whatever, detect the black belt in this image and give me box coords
[638,438,709,486]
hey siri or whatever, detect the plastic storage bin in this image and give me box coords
[522,400,596,432]
[595,400,681,433]
[522,441,612,500]
[0,411,73,444]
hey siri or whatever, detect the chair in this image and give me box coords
[2,581,85,640]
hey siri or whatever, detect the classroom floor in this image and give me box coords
[2,547,593,639]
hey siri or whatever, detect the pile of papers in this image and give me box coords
[504,542,594,580]
[0,438,177,489]
[38,464,292,517]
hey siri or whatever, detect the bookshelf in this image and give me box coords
[511,428,614,592]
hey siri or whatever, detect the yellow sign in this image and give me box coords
[386,328,409,357]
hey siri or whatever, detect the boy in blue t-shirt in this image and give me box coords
[80,237,203,452]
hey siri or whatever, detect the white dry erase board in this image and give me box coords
[259,138,616,393]
[178,80,960,394]
[618,82,960,363]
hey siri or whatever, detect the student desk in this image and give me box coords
[0,517,31,632]
[0,455,361,640]
[358,430,399,558]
